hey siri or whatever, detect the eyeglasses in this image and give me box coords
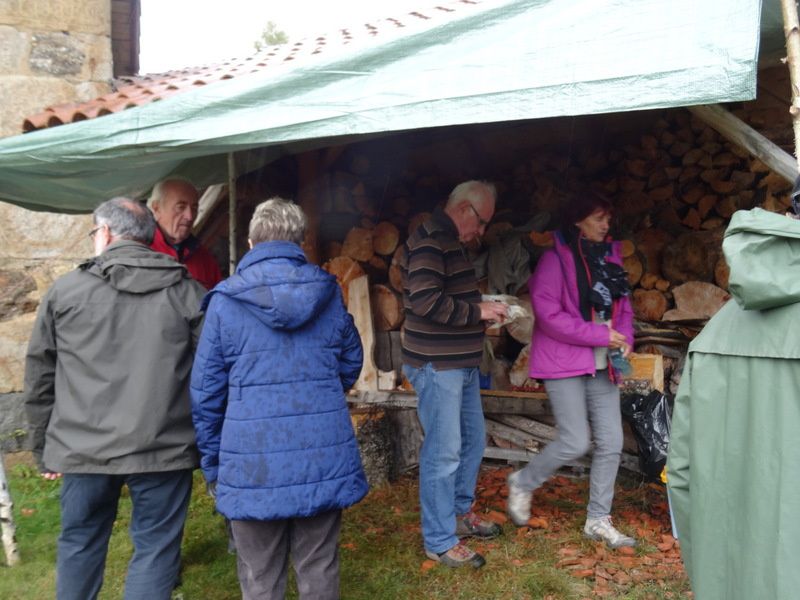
[468,203,489,227]
[88,226,102,239]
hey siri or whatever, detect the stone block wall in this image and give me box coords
[0,0,114,444]
[0,0,113,137]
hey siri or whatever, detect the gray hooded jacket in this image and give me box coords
[24,240,206,473]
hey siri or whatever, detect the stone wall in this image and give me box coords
[0,0,113,137]
[0,0,113,444]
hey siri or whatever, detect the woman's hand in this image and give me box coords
[608,328,632,358]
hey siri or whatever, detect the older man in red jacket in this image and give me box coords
[148,178,223,289]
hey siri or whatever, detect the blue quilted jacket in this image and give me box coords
[190,241,368,520]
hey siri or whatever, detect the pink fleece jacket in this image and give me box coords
[527,231,634,380]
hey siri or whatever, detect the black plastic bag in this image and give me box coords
[621,390,672,482]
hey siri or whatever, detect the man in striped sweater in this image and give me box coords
[401,180,508,569]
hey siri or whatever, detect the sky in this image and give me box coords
[139,0,430,74]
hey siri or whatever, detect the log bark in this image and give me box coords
[662,281,730,321]
[370,284,404,331]
[661,231,722,284]
[341,227,374,262]
[388,245,405,292]
[372,221,400,256]
[623,253,643,286]
[632,288,669,321]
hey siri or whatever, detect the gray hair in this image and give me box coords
[93,197,156,244]
[446,180,497,209]
[147,176,197,209]
[248,197,307,245]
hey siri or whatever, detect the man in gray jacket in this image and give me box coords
[24,197,206,600]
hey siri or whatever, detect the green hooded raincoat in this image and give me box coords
[667,208,800,599]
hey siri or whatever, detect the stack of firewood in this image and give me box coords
[317,109,791,395]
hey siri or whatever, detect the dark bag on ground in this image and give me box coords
[621,390,672,482]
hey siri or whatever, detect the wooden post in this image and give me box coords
[781,0,800,169]
[0,454,20,566]
[227,153,238,275]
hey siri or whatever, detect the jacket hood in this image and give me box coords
[207,241,337,331]
[723,208,800,310]
[82,240,188,293]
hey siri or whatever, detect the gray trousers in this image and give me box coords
[231,510,342,600]
[514,372,623,518]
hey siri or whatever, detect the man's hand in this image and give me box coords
[41,471,62,480]
[478,301,509,324]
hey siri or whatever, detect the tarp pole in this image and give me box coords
[227,153,238,275]
[781,0,800,170]
[0,453,20,566]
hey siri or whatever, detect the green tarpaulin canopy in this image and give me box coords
[0,0,764,213]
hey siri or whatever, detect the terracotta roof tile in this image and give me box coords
[22,0,481,133]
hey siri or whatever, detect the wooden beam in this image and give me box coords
[348,389,550,415]
[688,104,797,183]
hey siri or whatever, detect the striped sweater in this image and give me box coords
[400,207,484,369]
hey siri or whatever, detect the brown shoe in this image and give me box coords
[455,511,502,539]
[425,541,486,569]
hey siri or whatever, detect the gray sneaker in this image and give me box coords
[455,511,502,539]
[583,516,637,549]
[506,470,531,527]
[425,542,486,569]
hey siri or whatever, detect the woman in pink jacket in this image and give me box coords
[506,190,637,548]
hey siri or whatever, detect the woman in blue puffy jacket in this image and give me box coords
[190,197,368,600]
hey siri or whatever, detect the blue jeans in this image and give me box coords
[403,364,485,554]
[56,469,193,600]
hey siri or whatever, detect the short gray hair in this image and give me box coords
[249,197,307,245]
[94,197,156,244]
[147,177,197,209]
[446,180,497,209]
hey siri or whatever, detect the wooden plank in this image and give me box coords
[483,445,641,474]
[490,414,557,443]
[627,352,664,392]
[481,389,548,400]
[482,395,549,417]
[349,390,550,416]
[688,104,797,183]
[348,275,379,391]
[350,390,417,408]
[485,418,542,448]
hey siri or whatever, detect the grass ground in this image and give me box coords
[1,454,691,599]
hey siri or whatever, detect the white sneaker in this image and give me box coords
[506,471,531,526]
[584,516,636,548]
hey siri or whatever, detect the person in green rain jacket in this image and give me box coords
[667,207,800,600]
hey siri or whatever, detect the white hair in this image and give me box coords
[249,197,307,245]
[147,177,197,209]
[445,180,497,209]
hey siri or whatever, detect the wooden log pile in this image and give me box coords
[316,109,791,402]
